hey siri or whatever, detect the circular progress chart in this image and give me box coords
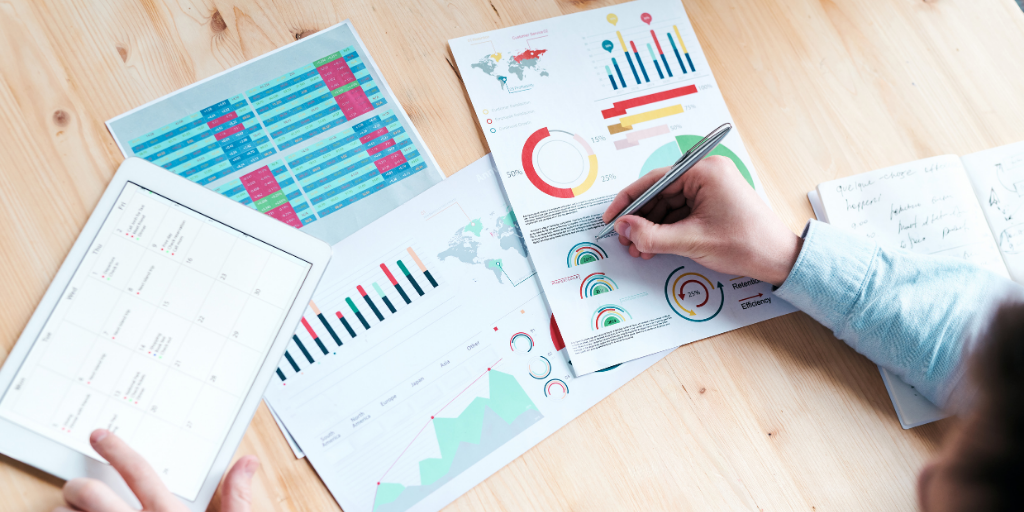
[664,266,723,321]
[521,128,598,198]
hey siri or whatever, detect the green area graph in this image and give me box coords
[639,135,754,189]
[373,370,542,512]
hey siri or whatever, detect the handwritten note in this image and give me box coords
[962,141,1024,282]
[817,155,1008,277]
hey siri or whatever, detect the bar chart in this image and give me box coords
[591,14,699,93]
[274,247,442,381]
[126,95,276,185]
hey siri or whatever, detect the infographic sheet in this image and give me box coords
[450,0,795,374]
[107,22,444,246]
[264,156,669,512]
[0,183,310,499]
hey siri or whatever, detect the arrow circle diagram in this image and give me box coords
[664,266,724,322]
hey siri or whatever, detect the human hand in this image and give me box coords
[603,155,802,286]
[54,429,258,512]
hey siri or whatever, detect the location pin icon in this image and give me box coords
[606,13,618,25]
[601,40,614,53]
[641,13,652,25]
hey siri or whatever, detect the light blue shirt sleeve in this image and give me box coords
[773,220,1024,409]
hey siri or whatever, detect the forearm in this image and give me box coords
[774,220,1024,408]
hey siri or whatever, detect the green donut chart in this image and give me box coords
[639,135,754,189]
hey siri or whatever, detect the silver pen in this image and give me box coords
[594,123,732,240]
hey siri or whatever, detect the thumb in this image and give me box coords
[616,214,699,256]
[220,455,258,512]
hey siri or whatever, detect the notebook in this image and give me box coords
[807,141,1024,428]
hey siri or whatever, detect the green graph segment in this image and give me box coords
[373,370,538,511]
[464,218,484,236]
[419,371,536,486]
[638,136,754,189]
[375,484,406,509]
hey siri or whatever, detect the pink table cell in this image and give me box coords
[335,88,374,119]
[366,138,396,156]
[214,123,244,141]
[240,166,280,201]
[206,110,238,129]
[373,150,408,173]
[265,203,303,228]
[359,127,388,144]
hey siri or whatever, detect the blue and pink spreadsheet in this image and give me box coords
[107,22,443,245]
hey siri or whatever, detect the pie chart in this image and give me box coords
[639,135,754,189]
[521,127,598,198]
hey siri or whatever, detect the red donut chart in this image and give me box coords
[521,127,598,198]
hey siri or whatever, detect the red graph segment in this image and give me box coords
[600,85,698,118]
[520,128,575,198]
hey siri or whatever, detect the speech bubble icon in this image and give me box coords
[601,40,614,53]
[606,13,618,25]
[641,13,652,25]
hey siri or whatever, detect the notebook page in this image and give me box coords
[817,155,1008,277]
[961,141,1024,283]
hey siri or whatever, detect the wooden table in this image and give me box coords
[2,0,1023,510]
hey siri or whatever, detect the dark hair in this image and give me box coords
[944,303,1024,509]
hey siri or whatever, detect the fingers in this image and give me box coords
[220,456,259,512]
[89,429,175,510]
[62,478,135,512]
[602,166,668,222]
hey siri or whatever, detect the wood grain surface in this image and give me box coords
[2,0,1023,510]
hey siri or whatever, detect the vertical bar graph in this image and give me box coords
[651,30,673,77]
[674,25,696,72]
[611,58,627,88]
[667,32,687,74]
[310,300,343,345]
[346,297,371,329]
[647,44,664,79]
[406,247,439,288]
[373,282,397,313]
[299,317,328,354]
[358,285,385,321]
[335,310,357,338]
[292,335,315,363]
[616,31,641,85]
[381,263,412,304]
[276,368,287,381]
[605,66,618,90]
[284,351,300,372]
[629,41,650,83]
[396,260,424,296]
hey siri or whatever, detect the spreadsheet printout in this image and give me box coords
[107,22,444,246]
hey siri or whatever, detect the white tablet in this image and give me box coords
[0,157,331,510]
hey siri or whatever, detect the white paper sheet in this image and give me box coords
[264,156,670,512]
[962,141,1024,283]
[448,0,794,375]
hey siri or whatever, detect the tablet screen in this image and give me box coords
[0,182,311,499]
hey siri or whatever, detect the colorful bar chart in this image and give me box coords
[629,41,650,83]
[127,94,276,185]
[650,30,673,78]
[373,282,397,313]
[647,44,664,79]
[245,47,387,151]
[298,318,329,355]
[616,31,642,85]
[335,310,358,338]
[346,297,371,329]
[357,285,385,321]
[406,247,439,288]
[673,25,696,73]
[285,110,428,219]
[397,260,425,296]
[601,86,697,118]
[381,263,412,304]
[292,335,315,364]
[309,300,343,346]
[604,66,618,90]
[217,161,316,227]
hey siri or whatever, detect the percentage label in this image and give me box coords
[507,169,524,178]
[698,83,714,91]
[601,174,617,182]
[669,124,683,131]
[684,105,697,111]
[591,135,607,143]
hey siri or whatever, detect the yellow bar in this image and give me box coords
[616,31,627,52]
[309,300,321,315]
[673,25,687,53]
[619,104,684,128]
[407,247,428,272]
[608,123,632,134]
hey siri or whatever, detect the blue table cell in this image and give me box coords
[180,154,228,178]
[248,69,320,104]
[163,142,222,170]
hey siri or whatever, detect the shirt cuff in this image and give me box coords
[773,220,878,333]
